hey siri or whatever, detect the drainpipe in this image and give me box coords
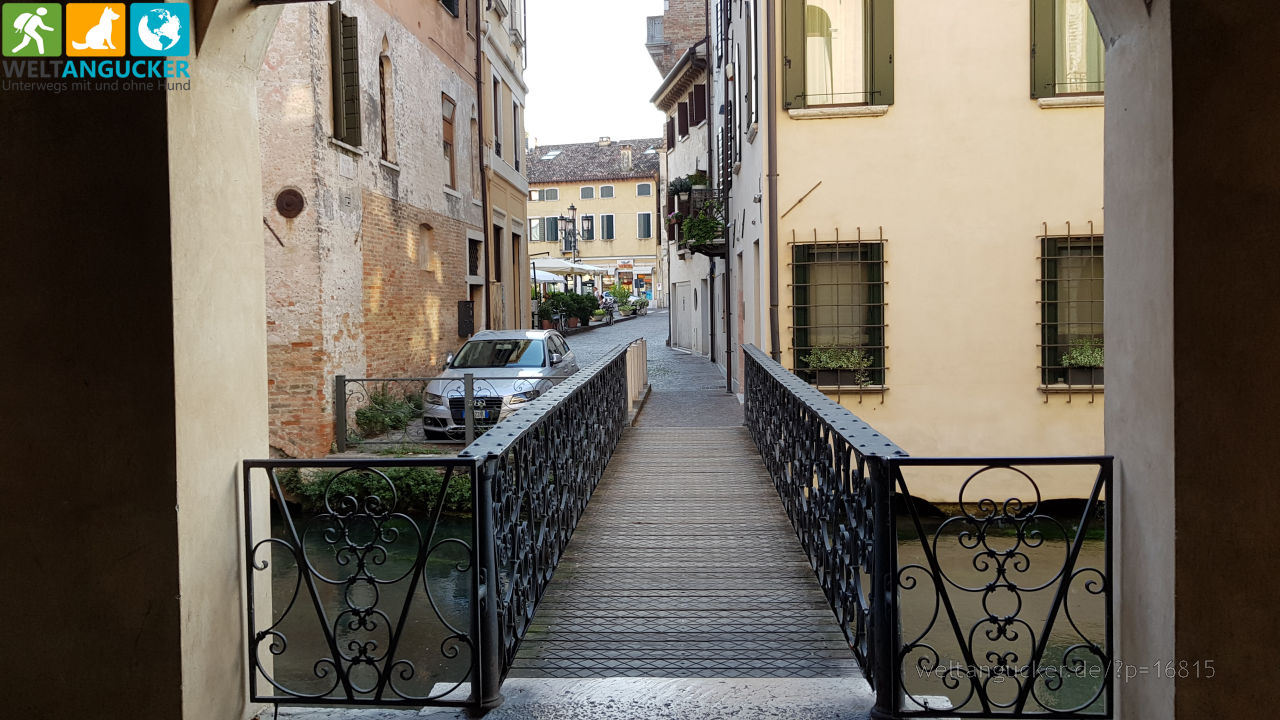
[720,0,733,394]
[708,257,716,363]
[476,0,494,330]
[765,0,780,361]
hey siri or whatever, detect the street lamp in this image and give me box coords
[559,204,581,293]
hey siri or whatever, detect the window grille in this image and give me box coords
[791,230,887,402]
[1039,223,1103,394]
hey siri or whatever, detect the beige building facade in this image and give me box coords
[706,0,1105,499]
[526,138,663,302]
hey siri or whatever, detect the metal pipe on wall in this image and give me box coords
[765,0,780,361]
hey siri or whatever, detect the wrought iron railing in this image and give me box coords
[245,340,639,711]
[460,341,632,674]
[742,344,1113,719]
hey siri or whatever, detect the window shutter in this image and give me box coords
[666,117,675,148]
[1030,0,1055,99]
[869,0,894,105]
[678,102,689,136]
[694,84,708,124]
[782,0,806,109]
[330,5,361,146]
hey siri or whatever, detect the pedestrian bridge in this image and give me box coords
[244,341,1113,719]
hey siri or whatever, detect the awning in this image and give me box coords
[633,266,653,275]
[530,258,610,275]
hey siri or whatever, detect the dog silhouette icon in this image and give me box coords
[72,6,118,50]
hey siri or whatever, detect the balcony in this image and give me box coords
[668,187,727,257]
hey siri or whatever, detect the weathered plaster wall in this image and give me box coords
[261,1,482,455]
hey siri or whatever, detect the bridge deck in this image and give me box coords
[509,397,861,678]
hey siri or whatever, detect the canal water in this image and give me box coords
[261,509,475,700]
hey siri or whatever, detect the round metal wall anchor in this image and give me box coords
[275,188,305,218]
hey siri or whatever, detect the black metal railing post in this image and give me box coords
[472,456,504,711]
[869,454,898,720]
[334,374,347,452]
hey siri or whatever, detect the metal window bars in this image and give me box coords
[1037,221,1103,402]
[790,227,888,403]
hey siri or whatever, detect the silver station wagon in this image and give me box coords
[422,329,580,439]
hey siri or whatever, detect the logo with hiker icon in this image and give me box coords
[3,3,61,57]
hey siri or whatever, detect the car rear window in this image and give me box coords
[452,339,545,368]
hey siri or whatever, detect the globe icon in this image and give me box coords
[137,8,183,52]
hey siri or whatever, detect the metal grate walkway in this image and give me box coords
[508,394,861,679]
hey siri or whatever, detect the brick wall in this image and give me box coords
[654,0,708,76]
[362,189,471,378]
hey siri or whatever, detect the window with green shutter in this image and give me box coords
[330,4,361,146]
[782,0,892,109]
[1030,0,1105,99]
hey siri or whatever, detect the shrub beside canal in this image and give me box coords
[277,467,472,514]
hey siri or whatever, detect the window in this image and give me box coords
[746,1,758,124]
[440,0,459,17]
[543,188,559,201]
[783,0,893,108]
[600,185,614,199]
[792,241,886,389]
[691,83,708,125]
[545,216,560,245]
[637,183,652,197]
[637,212,652,239]
[441,93,456,187]
[529,217,542,242]
[468,237,482,276]
[378,52,394,161]
[580,214,595,240]
[601,214,615,240]
[513,101,522,171]
[1040,234,1103,387]
[678,101,689,137]
[329,4,361,146]
[560,218,575,253]
[493,78,503,159]
[492,225,504,282]
[580,186,595,199]
[530,189,541,201]
[1031,0,1105,98]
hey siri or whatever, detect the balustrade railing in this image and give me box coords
[245,341,637,711]
[742,344,1113,719]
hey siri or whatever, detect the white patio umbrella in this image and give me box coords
[530,258,609,276]
[531,268,561,283]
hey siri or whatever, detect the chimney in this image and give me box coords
[597,136,612,146]
[620,145,633,171]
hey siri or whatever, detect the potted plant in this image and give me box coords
[681,199,724,250]
[567,292,597,327]
[1062,337,1104,386]
[688,171,709,190]
[668,176,692,198]
[801,345,874,388]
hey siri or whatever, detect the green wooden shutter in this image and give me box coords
[869,0,894,105]
[330,4,361,146]
[782,0,806,109]
[1030,0,1055,99]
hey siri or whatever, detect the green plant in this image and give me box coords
[681,200,724,246]
[1062,337,1104,368]
[618,304,635,315]
[688,171,709,187]
[591,309,605,318]
[538,291,569,321]
[668,176,692,195]
[634,297,650,309]
[566,292,599,323]
[802,345,874,387]
[607,284,631,304]
[278,466,472,514]
[354,387,422,437]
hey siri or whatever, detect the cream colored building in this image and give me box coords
[481,0,532,330]
[712,0,1106,498]
[525,137,663,302]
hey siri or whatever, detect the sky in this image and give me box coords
[523,0,668,148]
